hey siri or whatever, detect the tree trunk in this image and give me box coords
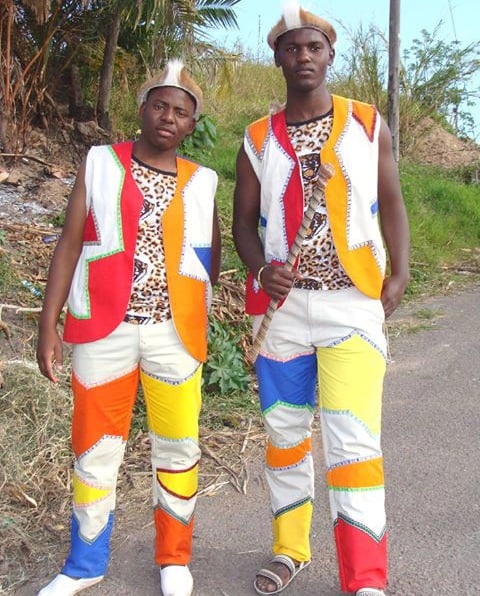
[388,0,401,163]
[96,6,122,131]
[0,109,9,152]
[69,64,83,113]
[0,1,13,151]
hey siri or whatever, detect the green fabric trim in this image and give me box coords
[273,496,313,519]
[263,401,314,416]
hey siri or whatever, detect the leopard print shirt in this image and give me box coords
[124,156,175,324]
[288,113,353,291]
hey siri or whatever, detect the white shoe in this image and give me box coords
[160,565,193,596]
[356,589,386,596]
[37,573,104,595]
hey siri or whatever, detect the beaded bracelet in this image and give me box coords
[256,264,268,290]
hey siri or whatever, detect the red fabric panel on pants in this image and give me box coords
[154,508,194,565]
[71,369,139,457]
[334,516,387,592]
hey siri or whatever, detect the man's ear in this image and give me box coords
[274,48,281,68]
[187,118,197,136]
[328,48,335,66]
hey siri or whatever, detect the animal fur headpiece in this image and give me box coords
[267,1,337,49]
[137,59,202,117]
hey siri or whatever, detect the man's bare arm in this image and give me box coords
[36,159,88,382]
[377,118,410,318]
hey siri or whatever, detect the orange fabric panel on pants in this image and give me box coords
[154,507,194,566]
[71,368,139,457]
[266,438,312,468]
[327,457,384,489]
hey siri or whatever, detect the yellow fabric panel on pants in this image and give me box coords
[142,366,201,440]
[272,500,314,562]
[317,333,385,436]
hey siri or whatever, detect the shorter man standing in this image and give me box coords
[233,2,409,595]
[36,60,220,596]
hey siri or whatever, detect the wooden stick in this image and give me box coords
[0,304,42,312]
[247,164,334,364]
[0,152,62,169]
[240,418,253,454]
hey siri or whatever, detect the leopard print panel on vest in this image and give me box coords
[124,156,175,324]
[287,113,353,291]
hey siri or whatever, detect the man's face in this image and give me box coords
[139,86,196,151]
[274,27,334,92]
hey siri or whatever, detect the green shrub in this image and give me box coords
[203,317,250,394]
[180,114,217,160]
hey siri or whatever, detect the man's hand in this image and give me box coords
[36,326,64,383]
[258,265,302,301]
[381,274,409,319]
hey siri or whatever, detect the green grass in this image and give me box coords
[0,252,16,296]
[201,388,259,430]
[413,307,442,321]
[0,235,26,301]
[400,163,480,296]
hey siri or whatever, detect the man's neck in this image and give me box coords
[284,88,333,124]
[133,140,177,172]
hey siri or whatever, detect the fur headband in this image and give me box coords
[137,60,202,117]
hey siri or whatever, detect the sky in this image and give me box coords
[211,0,479,139]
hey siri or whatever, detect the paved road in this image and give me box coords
[17,284,480,595]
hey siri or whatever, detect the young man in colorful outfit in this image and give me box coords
[233,3,409,595]
[36,60,220,596]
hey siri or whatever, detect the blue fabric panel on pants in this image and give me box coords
[62,512,114,578]
[255,353,317,411]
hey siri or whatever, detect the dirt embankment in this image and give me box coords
[414,118,480,173]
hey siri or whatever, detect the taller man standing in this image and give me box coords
[233,2,409,595]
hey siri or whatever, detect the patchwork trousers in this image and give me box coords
[253,287,388,593]
[61,320,201,578]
